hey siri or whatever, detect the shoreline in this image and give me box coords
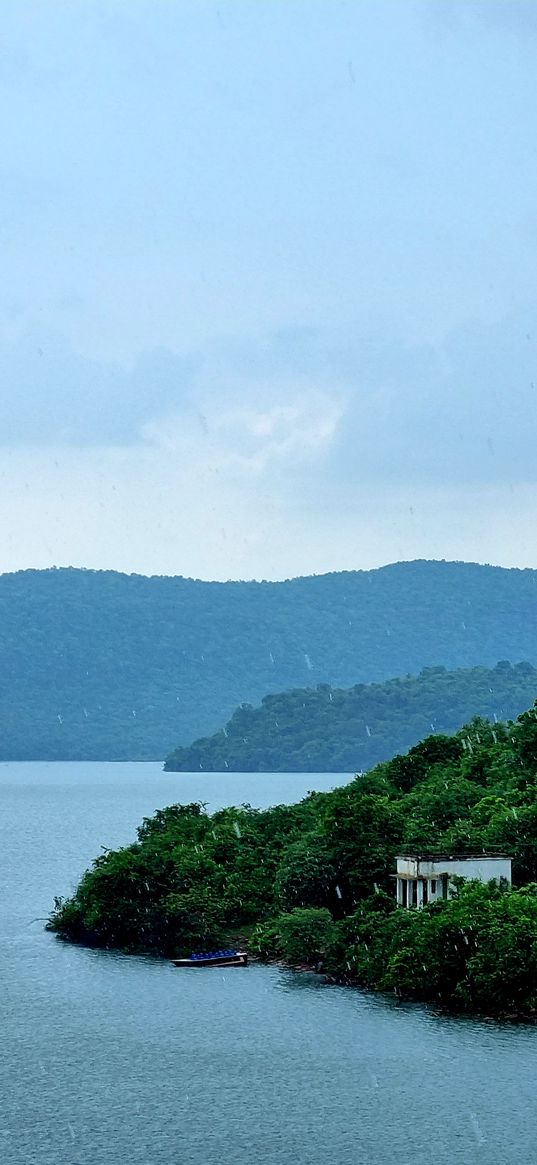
[49,930,537,1025]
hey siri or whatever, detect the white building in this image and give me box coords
[395,853,512,909]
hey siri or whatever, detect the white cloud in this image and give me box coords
[1,0,537,576]
[205,392,343,473]
[0,308,536,577]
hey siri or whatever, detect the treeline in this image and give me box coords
[164,661,537,772]
[50,701,537,1017]
[251,883,537,1019]
[1,559,537,759]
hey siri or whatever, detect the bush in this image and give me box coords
[249,919,283,959]
[278,907,336,965]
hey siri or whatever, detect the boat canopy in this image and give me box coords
[188,950,238,960]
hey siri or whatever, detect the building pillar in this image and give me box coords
[396,878,403,905]
[416,878,424,909]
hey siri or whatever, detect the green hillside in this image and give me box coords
[49,702,537,1017]
[164,662,537,772]
[1,560,537,759]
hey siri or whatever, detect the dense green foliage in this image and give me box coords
[251,908,337,966]
[322,879,537,1016]
[50,700,537,1015]
[164,662,537,772]
[2,560,537,758]
[252,880,537,1017]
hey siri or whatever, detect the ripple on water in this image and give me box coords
[2,763,537,1165]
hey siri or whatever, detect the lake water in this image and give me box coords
[2,763,537,1165]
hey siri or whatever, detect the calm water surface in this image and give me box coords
[2,762,537,1165]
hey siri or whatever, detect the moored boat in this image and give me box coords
[172,949,248,968]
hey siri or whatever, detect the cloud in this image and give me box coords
[1,310,536,579]
[2,307,536,504]
[0,336,195,446]
[0,327,346,467]
[321,311,537,491]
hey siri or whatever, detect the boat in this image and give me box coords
[172,949,248,968]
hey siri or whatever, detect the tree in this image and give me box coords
[274,837,339,912]
[277,908,336,965]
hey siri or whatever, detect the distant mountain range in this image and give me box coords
[164,662,537,772]
[1,560,537,759]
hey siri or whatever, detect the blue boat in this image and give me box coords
[172,949,248,968]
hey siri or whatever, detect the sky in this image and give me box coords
[1,0,537,580]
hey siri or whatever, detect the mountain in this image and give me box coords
[1,560,537,759]
[164,662,537,772]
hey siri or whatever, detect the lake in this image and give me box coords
[2,762,537,1165]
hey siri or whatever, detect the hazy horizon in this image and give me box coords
[2,0,537,579]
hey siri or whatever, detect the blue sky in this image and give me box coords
[1,0,537,578]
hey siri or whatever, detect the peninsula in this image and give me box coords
[164,661,537,772]
[49,701,537,1018]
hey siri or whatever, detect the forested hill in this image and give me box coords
[1,561,537,759]
[164,662,537,772]
[50,702,537,1017]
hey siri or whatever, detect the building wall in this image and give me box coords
[395,855,512,909]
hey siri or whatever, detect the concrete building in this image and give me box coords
[395,853,512,909]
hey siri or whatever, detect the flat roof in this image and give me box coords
[396,852,511,862]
